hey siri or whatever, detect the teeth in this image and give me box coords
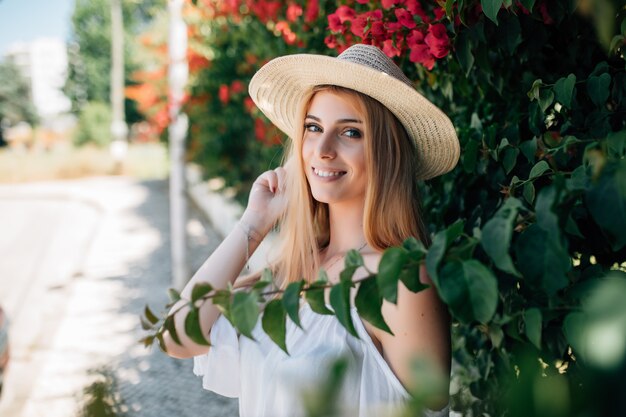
[314,168,343,177]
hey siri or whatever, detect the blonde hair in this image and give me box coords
[268,85,429,288]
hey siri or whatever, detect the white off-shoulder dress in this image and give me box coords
[193,303,449,417]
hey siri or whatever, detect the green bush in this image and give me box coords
[73,101,112,147]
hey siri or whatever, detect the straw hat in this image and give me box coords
[249,43,459,180]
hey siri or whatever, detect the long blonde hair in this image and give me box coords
[270,85,429,288]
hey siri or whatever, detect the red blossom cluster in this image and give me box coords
[325,0,452,70]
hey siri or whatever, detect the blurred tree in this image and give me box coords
[64,0,166,128]
[0,60,38,146]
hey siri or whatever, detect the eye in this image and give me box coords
[304,123,322,133]
[343,128,362,139]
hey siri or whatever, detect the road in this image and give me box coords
[0,177,238,417]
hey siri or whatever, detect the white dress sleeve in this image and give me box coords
[192,314,240,398]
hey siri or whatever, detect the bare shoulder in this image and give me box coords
[362,262,451,407]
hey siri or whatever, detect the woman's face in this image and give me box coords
[301,90,367,205]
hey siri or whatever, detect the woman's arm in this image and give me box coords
[163,167,288,359]
[375,265,451,409]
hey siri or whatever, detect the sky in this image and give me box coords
[0,0,74,56]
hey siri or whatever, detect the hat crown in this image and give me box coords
[337,44,412,88]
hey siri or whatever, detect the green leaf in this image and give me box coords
[463,138,479,173]
[345,249,364,268]
[212,289,232,322]
[262,299,288,354]
[355,277,393,335]
[482,0,504,24]
[489,325,504,348]
[329,281,358,338]
[231,292,259,340]
[523,182,535,204]
[140,315,153,331]
[519,0,536,11]
[554,74,576,108]
[438,260,498,323]
[317,269,329,283]
[528,79,543,101]
[520,137,537,163]
[399,264,430,293]
[167,288,181,303]
[529,160,550,180]
[456,30,474,76]
[191,282,213,303]
[144,305,159,325]
[304,282,333,315]
[184,308,210,346]
[377,247,408,303]
[539,88,555,112]
[339,266,359,283]
[425,230,447,284]
[282,280,304,328]
[524,308,542,349]
[480,197,522,276]
[261,268,273,282]
[402,237,427,255]
[252,280,272,291]
[163,315,181,346]
[606,130,626,159]
[446,219,465,244]
[515,224,570,295]
[140,335,155,348]
[586,160,626,250]
[501,15,521,53]
[587,73,611,107]
[502,147,519,174]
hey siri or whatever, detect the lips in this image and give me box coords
[312,167,347,178]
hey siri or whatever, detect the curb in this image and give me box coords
[185,164,276,273]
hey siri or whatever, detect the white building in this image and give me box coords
[5,38,72,121]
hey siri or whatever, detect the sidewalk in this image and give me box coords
[0,177,238,417]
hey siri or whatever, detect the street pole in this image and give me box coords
[168,0,189,289]
[110,0,128,172]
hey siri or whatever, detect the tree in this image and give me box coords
[0,60,38,145]
[64,0,166,126]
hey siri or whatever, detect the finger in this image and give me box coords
[266,170,278,193]
[274,167,287,193]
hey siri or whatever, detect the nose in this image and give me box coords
[315,131,336,159]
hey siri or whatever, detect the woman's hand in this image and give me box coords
[241,166,288,237]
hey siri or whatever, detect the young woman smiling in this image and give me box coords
[163,44,460,417]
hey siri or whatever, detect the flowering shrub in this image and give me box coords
[139,1,626,416]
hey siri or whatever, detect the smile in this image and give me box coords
[312,167,346,178]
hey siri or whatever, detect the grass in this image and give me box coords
[0,142,169,183]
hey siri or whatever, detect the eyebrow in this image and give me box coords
[305,114,362,124]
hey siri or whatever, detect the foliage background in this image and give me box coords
[136,1,626,416]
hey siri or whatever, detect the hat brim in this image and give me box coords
[249,53,460,180]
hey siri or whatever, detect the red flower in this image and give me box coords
[218,84,230,104]
[382,39,401,57]
[369,21,386,38]
[434,7,446,21]
[244,97,256,113]
[230,80,244,94]
[335,5,356,23]
[328,13,343,32]
[395,8,416,29]
[407,29,425,47]
[382,0,400,9]
[355,0,369,3]
[324,34,338,49]
[254,118,266,141]
[405,0,430,23]
[350,16,367,38]
[304,0,319,23]
[425,23,450,59]
[286,4,303,22]
[409,44,435,70]
[386,21,403,32]
[538,2,554,25]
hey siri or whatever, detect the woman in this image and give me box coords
[164,44,460,417]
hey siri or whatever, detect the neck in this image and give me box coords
[325,198,367,256]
